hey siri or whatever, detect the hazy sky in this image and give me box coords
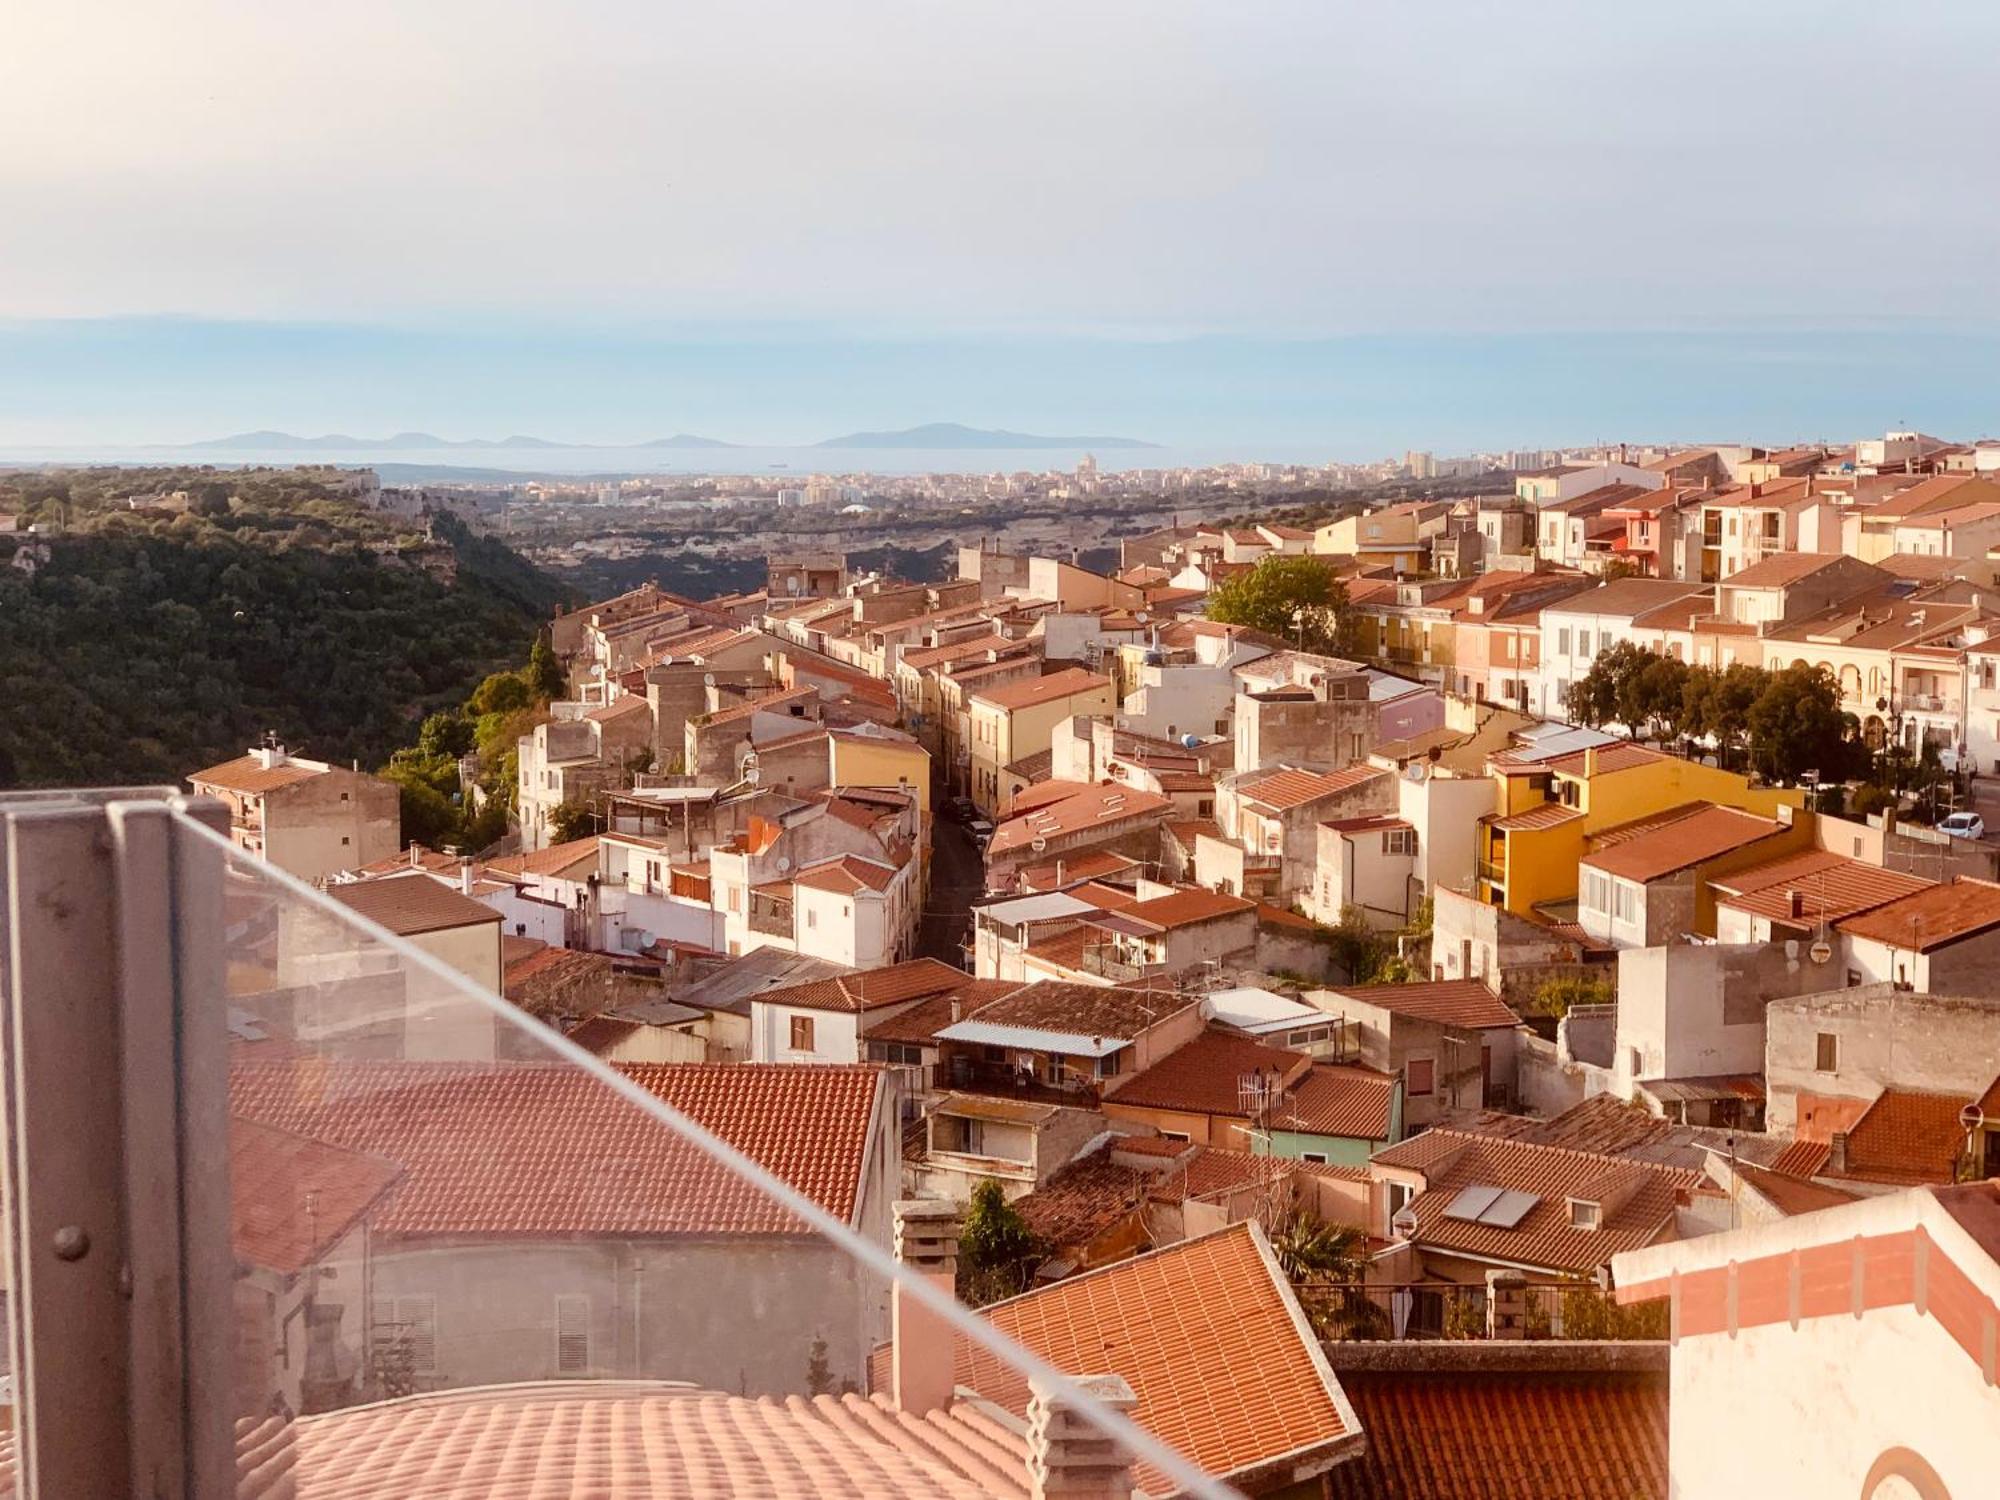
[6,0,1998,447]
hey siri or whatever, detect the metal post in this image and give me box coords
[1,795,232,1499]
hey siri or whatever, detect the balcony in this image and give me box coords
[747,894,794,937]
[0,789,1230,1500]
[1476,858,1508,887]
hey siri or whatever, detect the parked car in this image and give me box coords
[1939,811,1987,840]
[946,796,976,823]
[969,818,995,851]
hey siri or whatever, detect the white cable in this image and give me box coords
[173,810,1236,1500]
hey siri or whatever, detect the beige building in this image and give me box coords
[965,667,1115,815]
[188,742,400,882]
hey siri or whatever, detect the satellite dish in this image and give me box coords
[740,752,759,770]
[1029,836,1048,853]
[743,767,761,786]
[1391,1208,1419,1237]
[704,672,716,687]
[1405,762,1429,783]
[776,855,791,873]
[1809,939,1833,965]
[1960,1102,1986,1132]
[637,930,657,949]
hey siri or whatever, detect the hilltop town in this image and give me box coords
[134,427,2000,1497]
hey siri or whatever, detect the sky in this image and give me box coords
[5,0,1998,451]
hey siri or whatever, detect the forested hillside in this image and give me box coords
[0,468,568,788]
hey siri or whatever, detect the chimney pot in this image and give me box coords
[1028,1373,1139,1500]
[1788,889,1804,920]
[891,1200,963,1416]
[1828,1131,1849,1176]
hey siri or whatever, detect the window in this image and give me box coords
[806,908,817,929]
[1613,883,1637,923]
[374,1294,437,1374]
[1301,1152,1329,1164]
[340,836,350,846]
[1582,870,1609,913]
[555,1294,590,1376]
[1405,1056,1435,1097]
[1569,1199,1602,1231]
[868,1040,925,1066]
[1815,1032,1839,1072]
[339,791,350,802]
[1384,827,1417,857]
[1159,1129,1191,1143]
[1556,628,1571,657]
[790,1015,815,1053]
[1385,1180,1414,1235]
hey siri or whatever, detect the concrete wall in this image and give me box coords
[263,768,402,882]
[1613,943,1821,1099]
[1234,688,1375,774]
[1766,985,2000,1133]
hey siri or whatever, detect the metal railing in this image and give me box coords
[1294,1280,1669,1342]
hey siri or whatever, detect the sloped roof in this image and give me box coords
[1271,1065,1400,1140]
[1239,764,1388,813]
[230,1117,402,1277]
[285,1383,1035,1500]
[1100,887,1254,931]
[1372,1130,1698,1274]
[485,835,603,881]
[1716,551,1857,589]
[1322,1366,1667,1500]
[1323,980,1519,1031]
[1102,1027,1310,1117]
[230,1059,884,1237]
[989,784,1171,855]
[958,1223,1360,1491]
[1837,877,2000,951]
[791,854,902,895]
[1710,848,1930,927]
[1581,803,1781,884]
[752,957,970,1014]
[936,983,1196,1047]
[323,874,502,937]
[968,667,1111,713]
[190,753,326,794]
[1837,1086,1980,1185]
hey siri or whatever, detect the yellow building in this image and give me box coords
[827,727,932,817]
[965,667,1115,815]
[1475,739,1804,916]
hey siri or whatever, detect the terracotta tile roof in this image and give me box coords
[1239,764,1388,813]
[968,667,1112,713]
[1322,1368,1667,1500]
[1016,849,1145,889]
[1487,802,1584,833]
[1165,818,1223,846]
[1711,848,1930,927]
[899,633,1022,670]
[791,853,902,895]
[1836,1086,1981,1185]
[1002,747,1055,781]
[1324,980,1519,1031]
[1069,879,1140,909]
[323,874,502,937]
[1104,1027,1311,1117]
[190,753,327,795]
[1102,887,1254,931]
[1007,778,1097,815]
[957,1224,1359,1490]
[585,693,651,723]
[1021,926,1093,972]
[863,980,1021,1044]
[755,957,970,1014]
[230,1117,402,1276]
[1537,577,1705,618]
[943,983,1196,1045]
[230,1059,885,1237]
[1014,1145,1154,1249]
[1837,877,2000,951]
[1581,803,1781,883]
[699,687,818,727]
[503,944,612,1003]
[485,835,603,881]
[1146,1143,1307,1206]
[1730,1159,1862,1217]
[1255,900,1321,932]
[283,1383,1033,1500]
[1484,1093,1680,1158]
[989,784,1171,855]
[1716,551,1855,588]
[1270,1064,1399,1139]
[1767,1136,1832,1177]
[565,1013,643,1054]
[1373,1131,1697,1275]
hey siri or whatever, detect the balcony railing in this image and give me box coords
[1476,858,1508,886]
[1295,1280,1669,1342]
[0,790,1229,1500]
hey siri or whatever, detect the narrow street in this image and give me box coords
[917,814,985,966]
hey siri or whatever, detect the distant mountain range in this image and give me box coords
[811,422,1157,449]
[186,422,1153,451]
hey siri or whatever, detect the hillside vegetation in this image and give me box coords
[0,468,568,788]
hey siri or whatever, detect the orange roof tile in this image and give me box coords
[1717,551,1855,588]
[485,835,603,880]
[989,784,1171,855]
[791,854,902,895]
[323,874,502,937]
[1326,980,1519,1030]
[1006,778,1097,815]
[1323,1367,1667,1500]
[944,983,1196,1045]
[1581,803,1781,884]
[1837,877,2000,951]
[230,1118,402,1276]
[1239,764,1388,813]
[968,667,1112,713]
[1371,1131,1697,1275]
[1271,1065,1399,1140]
[1016,850,1145,889]
[1711,848,1930,927]
[958,1224,1359,1490]
[231,1059,884,1237]
[755,957,969,1014]
[190,753,327,795]
[1103,1027,1311,1117]
[284,1384,1034,1499]
[1837,1086,1980,1185]
[1103,887,1254,931]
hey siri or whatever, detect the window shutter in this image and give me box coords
[556,1294,590,1376]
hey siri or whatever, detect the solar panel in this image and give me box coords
[1442,1184,1503,1223]
[1479,1189,1541,1228]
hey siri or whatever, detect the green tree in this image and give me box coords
[1206,555,1352,654]
[1265,1206,1383,1338]
[468,669,533,716]
[804,1335,835,1396]
[1521,972,1614,1019]
[417,710,475,760]
[1684,662,1764,769]
[527,631,566,701]
[958,1179,1041,1306]
[549,799,602,844]
[1745,664,1862,786]
[1567,641,1653,730]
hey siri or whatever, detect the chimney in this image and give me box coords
[1028,1373,1139,1500]
[1787,889,1805,920]
[1828,1131,1850,1176]
[408,842,422,869]
[891,1200,961,1416]
[460,861,474,896]
[1584,745,1599,779]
